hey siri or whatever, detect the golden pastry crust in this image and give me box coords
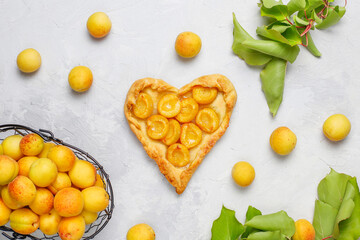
[124,74,237,194]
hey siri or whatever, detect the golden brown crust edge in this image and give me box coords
[124,74,237,194]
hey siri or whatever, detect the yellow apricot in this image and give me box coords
[29,188,54,215]
[195,108,220,133]
[54,188,84,217]
[94,174,105,188]
[193,86,218,104]
[19,133,44,156]
[0,155,19,185]
[48,172,72,195]
[323,114,351,141]
[158,94,181,118]
[147,115,169,140]
[82,186,109,213]
[10,208,39,235]
[2,135,24,161]
[133,93,154,119]
[270,127,297,155]
[29,158,58,187]
[48,145,76,172]
[1,186,24,210]
[68,66,93,92]
[127,223,155,240]
[175,98,199,123]
[0,197,11,226]
[87,12,112,38]
[16,48,41,73]
[232,161,255,187]
[58,215,85,240]
[167,144,190,167]
[69,159,97,189]
[39,209,62,235]
[162,119,181,146]
[8,176,37,205]
[81,210,98,225]
[293,219,315,240]
[180,123,202,149]
[175,31,202,58]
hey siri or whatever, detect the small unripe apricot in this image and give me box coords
[87,12,112,38]
[323,114,351,141]
[17,48,41,73]
[232,161,255,187]
[68,66,93,93]
[175,31,202,58]
[270,126,297,155]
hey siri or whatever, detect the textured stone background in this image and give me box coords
[0,0,359,239]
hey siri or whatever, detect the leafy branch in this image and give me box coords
[232,0,347,116]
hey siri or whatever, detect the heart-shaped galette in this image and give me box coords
[124,74,237,194]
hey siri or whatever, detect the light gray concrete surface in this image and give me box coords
[1,0,360,239]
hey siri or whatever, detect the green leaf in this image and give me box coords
[267,20,292,33]
[232,13,272,66]
[304,32,322,57]
[313,200,338,240]
[313,170,360,240]
[241,39,300,63]
[316,6,346,30]
[247,231,287,240]
[256,26,292,45]
[287,0,306,15]
[306,0,324,11]
[293,15,309,26]
[312,9,323,24]
[260,58,287,117]
[242,206,262,239]
[282,25,303,46]
[318,169,351,210]
[338,178,360,240]
[260,1,289,21]
[211,206,245,240]
[245,210,295,237]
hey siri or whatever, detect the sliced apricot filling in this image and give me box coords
[158,94,181,118]
[166,143,190,167]
[193,86,218,104]
[162,119,181,145]
[147,115,169,140]
[180,123,202,149]
[133,93,154,119]
[175,98,199,123]
[196,108,220,133]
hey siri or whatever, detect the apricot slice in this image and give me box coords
[133,93,154,119]
[157,94,181,118]
[193,86,218,104]
[162,119,181,145]
[195,108,220,133]
[175,98,199,123]
[180,123,202,149]
[147,115,169,140]
[166,144,190,167]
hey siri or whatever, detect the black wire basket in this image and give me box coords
[0,124,115,240]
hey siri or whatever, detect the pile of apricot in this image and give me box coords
[0,133,109,240]
[133,86,221,167]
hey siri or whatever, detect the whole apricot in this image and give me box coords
[68,66,93,93]
[82,186,109,212]
[39,209,62,235]
[175,31,202,58]
[16,48,41,73]
[8,176,37,205]
[323,114,351,141]
[69,159,96,189]
[0,197,11,226]
[29,158,58,187]
[0,155,19,185]
[2,135,24,160]
[270,126,297,155]
[293,219,315,240]
[232,161,255,187]
[87,12,112,38]
[54,188,84,217]
[10,208,39,235]
[48,145,76,172]
[18,156,38,177]
[58,215,86,240]
[29,188,54,215]
[48,172,72,195]
[19,133,44,156]
[127,223,155,240]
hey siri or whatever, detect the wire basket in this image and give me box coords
[0,124,115,240]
